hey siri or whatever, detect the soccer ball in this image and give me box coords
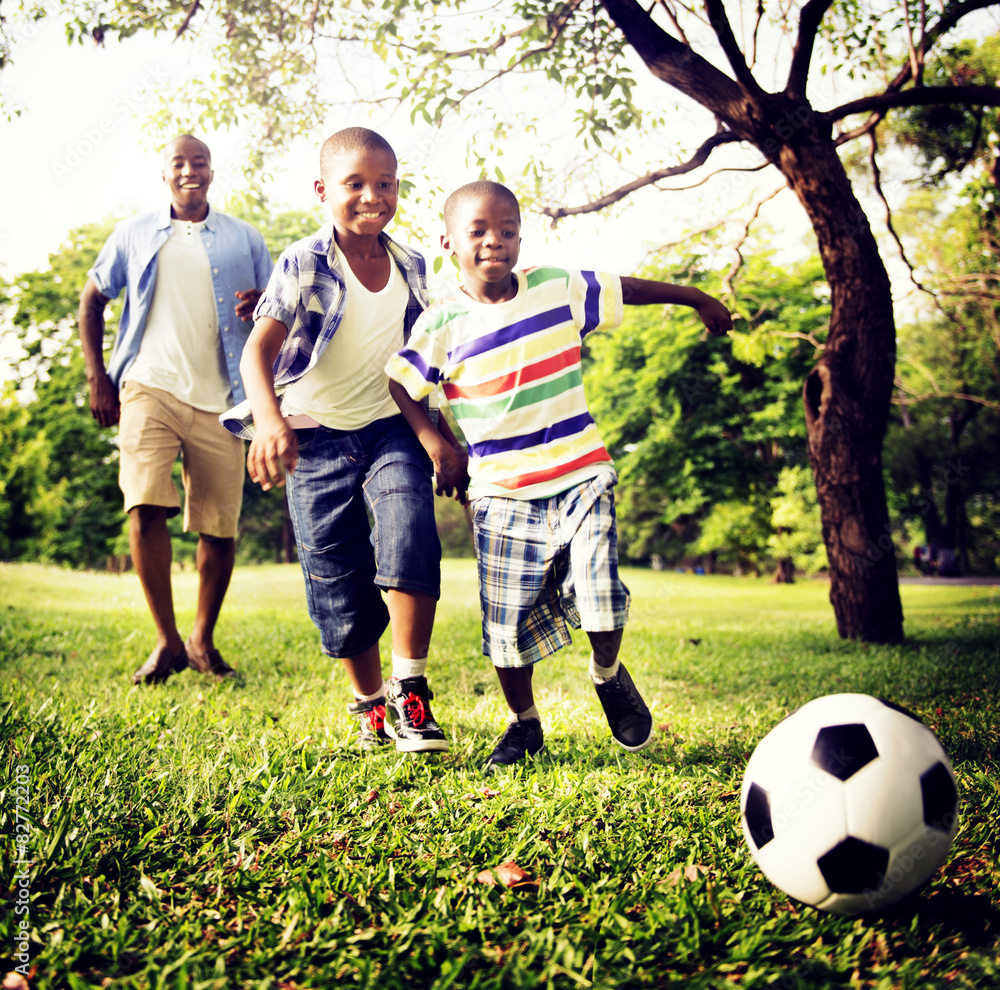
[740,693,959,915]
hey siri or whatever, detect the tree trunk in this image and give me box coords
[774,558,795,583]
[778,122,904,641]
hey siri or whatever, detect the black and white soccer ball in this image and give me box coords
[740,693,959,915]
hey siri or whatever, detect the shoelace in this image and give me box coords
[366,704,387,730]
[400,692,428,727]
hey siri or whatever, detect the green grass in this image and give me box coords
[1,561,998,989]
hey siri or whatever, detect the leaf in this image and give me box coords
[476,859,536,889]
[665,863,709,886]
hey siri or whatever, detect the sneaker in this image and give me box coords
[385,677,449,753]
[486,717,544,768]
[347,696,392,749]
[594,662,654,751]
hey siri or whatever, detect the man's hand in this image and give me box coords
[696,297,733,337]
[235,289,263,322]
[87,370,121,427]
[247,419,298,490]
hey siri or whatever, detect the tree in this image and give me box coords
[7,0,1000,640]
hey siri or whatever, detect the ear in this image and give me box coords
[314,178,326,203]
[440,231,455,256]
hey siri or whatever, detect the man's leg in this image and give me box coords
[129,504,186,683]
[188,533,235,656]
[183,534,238,678]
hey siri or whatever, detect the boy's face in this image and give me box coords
[442,194,521,295]
[315,147,398,239]
[162,136,213,220]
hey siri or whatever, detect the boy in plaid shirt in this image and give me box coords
[224,129,465,752]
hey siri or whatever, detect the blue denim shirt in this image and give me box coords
[89,204,273,406]
[220,224,428,439]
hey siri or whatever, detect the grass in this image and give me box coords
[1,561,998,990]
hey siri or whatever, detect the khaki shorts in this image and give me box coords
[118,380,245,538]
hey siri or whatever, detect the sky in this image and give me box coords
[0,12,815,287]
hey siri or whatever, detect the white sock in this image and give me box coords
[353,679,388,703]
[589,653,620,683]
[391,652,428,680]
[509,703,540,724]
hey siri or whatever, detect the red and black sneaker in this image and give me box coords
[347,696,392,749]
[385,676,449,752]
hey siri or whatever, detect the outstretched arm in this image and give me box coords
[620,276,732,336]
[388,380,469,503]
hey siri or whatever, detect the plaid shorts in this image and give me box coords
[470,473,630,667]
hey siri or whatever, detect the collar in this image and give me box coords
[156,203,216,230]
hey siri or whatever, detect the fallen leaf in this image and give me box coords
[666,863,709,886]
[3,974,29,990]
[476,859,536,889]
[365,789,379,804]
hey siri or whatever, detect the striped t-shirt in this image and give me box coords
[386,267,624,500]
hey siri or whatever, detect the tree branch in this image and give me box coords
[701,0,766,96]
[174,0,201,39]
[824,83,1000,124]
[540,131,739,224]
[599,0,746,120]
[786,0,835,99]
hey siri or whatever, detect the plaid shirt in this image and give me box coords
[220,224,427,439]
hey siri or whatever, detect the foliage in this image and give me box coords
[1,561,998,988]
[892,37,1000,186]
[768,465,829,576]
[586,247,823,566]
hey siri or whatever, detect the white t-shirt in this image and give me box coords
[281,244,409,430]
[124,219,230,412]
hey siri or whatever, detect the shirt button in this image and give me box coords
[228,352,234,358]
[214,268,219,274]
[232,379,239,387]
[223,326,229,332]
[218,296,224,302]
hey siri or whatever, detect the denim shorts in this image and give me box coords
[471,473,630,668]
[285,415,441,658]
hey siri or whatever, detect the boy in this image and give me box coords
[385,180,732,767]
[222,128,466,752]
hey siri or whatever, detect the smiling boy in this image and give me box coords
[386,180,732,767]
[224,128,465,752]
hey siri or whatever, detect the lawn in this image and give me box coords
[1,561,998,989]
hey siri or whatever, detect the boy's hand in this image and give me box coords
[696,297,733,336]
[247,419,298,490]
[431,440,470,505]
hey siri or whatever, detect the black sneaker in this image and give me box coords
[486,717,545,768]
[385,677,449,752]
[593,662,654,751]
[347,696,392,749]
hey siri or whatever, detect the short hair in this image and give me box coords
[320,127,397,175]
[162,134,211,164]
[443,181,521,233]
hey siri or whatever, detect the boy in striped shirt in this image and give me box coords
[386,181,732,767]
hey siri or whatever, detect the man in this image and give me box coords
[79,134,273,685]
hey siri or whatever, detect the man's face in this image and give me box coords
[315,147,399,239]
[442,195,521,290]
[163,137,213,219]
